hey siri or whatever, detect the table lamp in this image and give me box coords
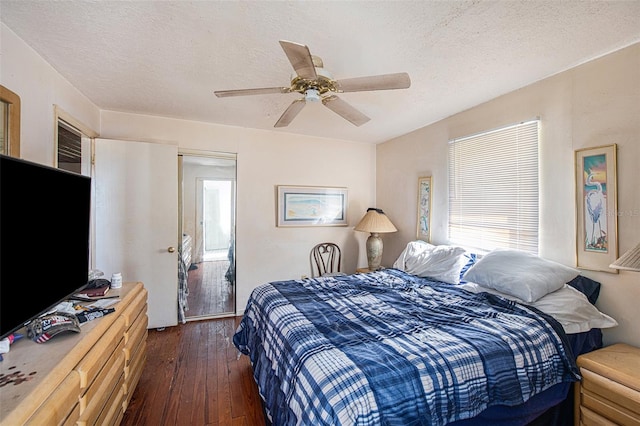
[610,242,640,272]
[354,208,397,271]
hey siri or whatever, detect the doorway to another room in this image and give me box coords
[179,153,236,321]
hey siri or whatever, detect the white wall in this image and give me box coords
[377,43,640,347]
[0,24,100,164]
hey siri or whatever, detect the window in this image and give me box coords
[54,106,97,176]
[448,119,539,254]
[57,120,83,173]
[0,85,21,157]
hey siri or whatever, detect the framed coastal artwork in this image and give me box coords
[416,176,432,242]
[277,185,348,227]
[575,144,618,273]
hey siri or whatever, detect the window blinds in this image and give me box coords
[448,120,539,254]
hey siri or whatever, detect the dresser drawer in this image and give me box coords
[76,315,125,389]
[121,287,147,328]
[126,339,146,387]
[124,349,146,411]
[25,371,80,425]
[95,377,126,426]
[580,405,618,426]
[77,353,125,425]
[62,403,81,426]
[79,337,125,413]
[125,310,148,354]
[581,368,640,418]
[582,390,640,425]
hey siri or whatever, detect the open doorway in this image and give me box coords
[179,153,236,321]
[200,179,233,262]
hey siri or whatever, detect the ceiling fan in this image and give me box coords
[214,40,411,128]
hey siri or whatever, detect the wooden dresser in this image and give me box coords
[0,282,148,425]
[575,343,640,425]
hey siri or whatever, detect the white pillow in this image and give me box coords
[393,241,467,284]
[533,285,618,334]
[458,283,618,334]
[462,249,580,302]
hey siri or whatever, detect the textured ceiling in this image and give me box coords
[1,1,639,144]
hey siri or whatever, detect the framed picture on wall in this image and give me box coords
[575,144,618,273]
[416,176,432,242]
[277,185,348,227]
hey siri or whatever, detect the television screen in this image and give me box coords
[0,154,91,339]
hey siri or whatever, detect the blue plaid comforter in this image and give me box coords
[233,269,580,426]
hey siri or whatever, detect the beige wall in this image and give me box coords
[377,43,640,347]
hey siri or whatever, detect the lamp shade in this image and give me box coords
[610,242,640,272]
[354,208,397,233]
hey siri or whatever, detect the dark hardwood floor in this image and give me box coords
[186,260,235,317]
[121,318,266,426]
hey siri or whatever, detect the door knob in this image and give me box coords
[167,246,176,253]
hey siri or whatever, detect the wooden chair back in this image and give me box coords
[310,242,342,278]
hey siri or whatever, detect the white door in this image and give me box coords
[94,138,179,328]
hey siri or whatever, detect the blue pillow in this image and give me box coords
[567,275,601,305]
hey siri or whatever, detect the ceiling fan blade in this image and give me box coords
[336,72,411,92]
[322,95,370,127]
[214,87,291,98]
[274,99,306,128]
[279,40,318,80]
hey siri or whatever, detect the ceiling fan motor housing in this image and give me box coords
[290,66,337,98]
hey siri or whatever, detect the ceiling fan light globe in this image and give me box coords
[305,89,321,103]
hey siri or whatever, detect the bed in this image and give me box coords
[178,233,193,323]
[234,244,617,425]
[182,232,193,269]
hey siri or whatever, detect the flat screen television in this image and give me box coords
[0,154,91,339]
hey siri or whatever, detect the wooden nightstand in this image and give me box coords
[574,343,640,425]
